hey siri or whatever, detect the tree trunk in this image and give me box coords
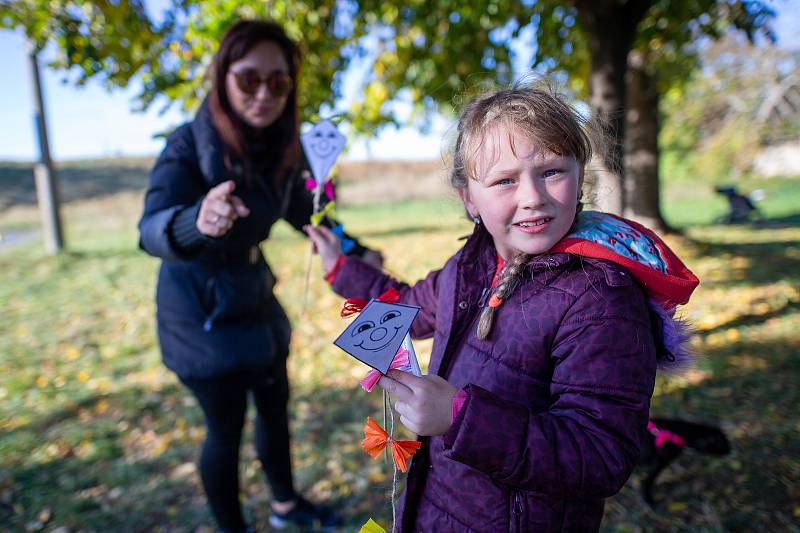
[574,0,653,216]
[624,50,671,232]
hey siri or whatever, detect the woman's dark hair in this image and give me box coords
[207,19,301,184]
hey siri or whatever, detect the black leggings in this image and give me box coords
[181,360,295,532]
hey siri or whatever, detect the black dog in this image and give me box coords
[639,417,731,505]
[714,185,760,224]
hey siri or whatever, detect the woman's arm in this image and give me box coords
[138,126,249,260]
[138,125,209,260]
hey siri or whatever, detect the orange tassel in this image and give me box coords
[361,417,421,473]
[341,288,402,318]
[488,294,503,308]
[341,297,369,317]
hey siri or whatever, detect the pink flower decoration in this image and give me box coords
[360,348,410,392]
[324,180,336,201]
[305,178,336,201]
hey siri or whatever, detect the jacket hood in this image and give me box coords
[552,211,699,372]
[190,99,229,182]
[552,211,699,309]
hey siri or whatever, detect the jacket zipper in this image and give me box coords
[513,492,522,533]
[436,269,489,379]
[478,286,490,308]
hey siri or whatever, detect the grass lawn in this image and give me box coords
[1,163,798,531]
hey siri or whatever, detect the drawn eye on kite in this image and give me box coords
[353,321,375,336]
[381,311,400,324]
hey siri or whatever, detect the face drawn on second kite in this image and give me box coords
[300,119,346,184]
[334,300,420,374]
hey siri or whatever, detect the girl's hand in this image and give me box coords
[304,224,343,274]
[197,180,250,237]
[378,370,460,436]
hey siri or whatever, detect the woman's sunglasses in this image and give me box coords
[230,69,293,97]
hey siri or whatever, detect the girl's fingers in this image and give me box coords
[306,225,337,248]
[315,225,339,245]
[386,369,424,390]
[305,228,324,254]
[398,414,418,435]
[304,225,321,244]
[378,375,414,400]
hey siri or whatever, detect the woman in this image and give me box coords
[138,19,380,532]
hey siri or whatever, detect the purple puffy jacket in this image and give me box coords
[332,224,675,532]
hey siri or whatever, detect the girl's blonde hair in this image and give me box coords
[449,82,593,340]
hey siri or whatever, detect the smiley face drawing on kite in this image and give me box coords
[308,127,341,159]
[300,119,346,184]
[334,300,420,374]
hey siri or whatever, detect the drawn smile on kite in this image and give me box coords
[309,130,341,158]
[351,311,405,352]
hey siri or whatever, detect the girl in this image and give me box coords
[138,20,381,532]
[306,84,697,532]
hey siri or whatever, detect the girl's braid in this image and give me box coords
[476,253,532,340]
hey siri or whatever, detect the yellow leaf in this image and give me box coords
[65,346,80,361]
[36,376,48,388]
[359,518,387,533]
[95,399,109,414]
[310,211,325,226]
[77,370,90,383]
[310,201,336,226]
[667,501,687,513]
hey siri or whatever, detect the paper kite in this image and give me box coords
[300,119,346,313]
[300,119,346,185]
[334,299,420,374]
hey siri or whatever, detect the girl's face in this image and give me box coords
[460,125,582,260]
[226,40,291,129]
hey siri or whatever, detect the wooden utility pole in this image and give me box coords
[27,41,64,254]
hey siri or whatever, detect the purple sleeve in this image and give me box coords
[330,255,441,339]
[442,283,657,499]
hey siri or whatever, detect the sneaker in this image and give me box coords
[268,496,341,531]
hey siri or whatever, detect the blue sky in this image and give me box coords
[0,1,797,162]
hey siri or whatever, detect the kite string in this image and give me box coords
[300,184,323,316]
[383,389,398,533]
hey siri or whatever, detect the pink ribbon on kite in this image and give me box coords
[361,347,410,392]
[305,177,336,201]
